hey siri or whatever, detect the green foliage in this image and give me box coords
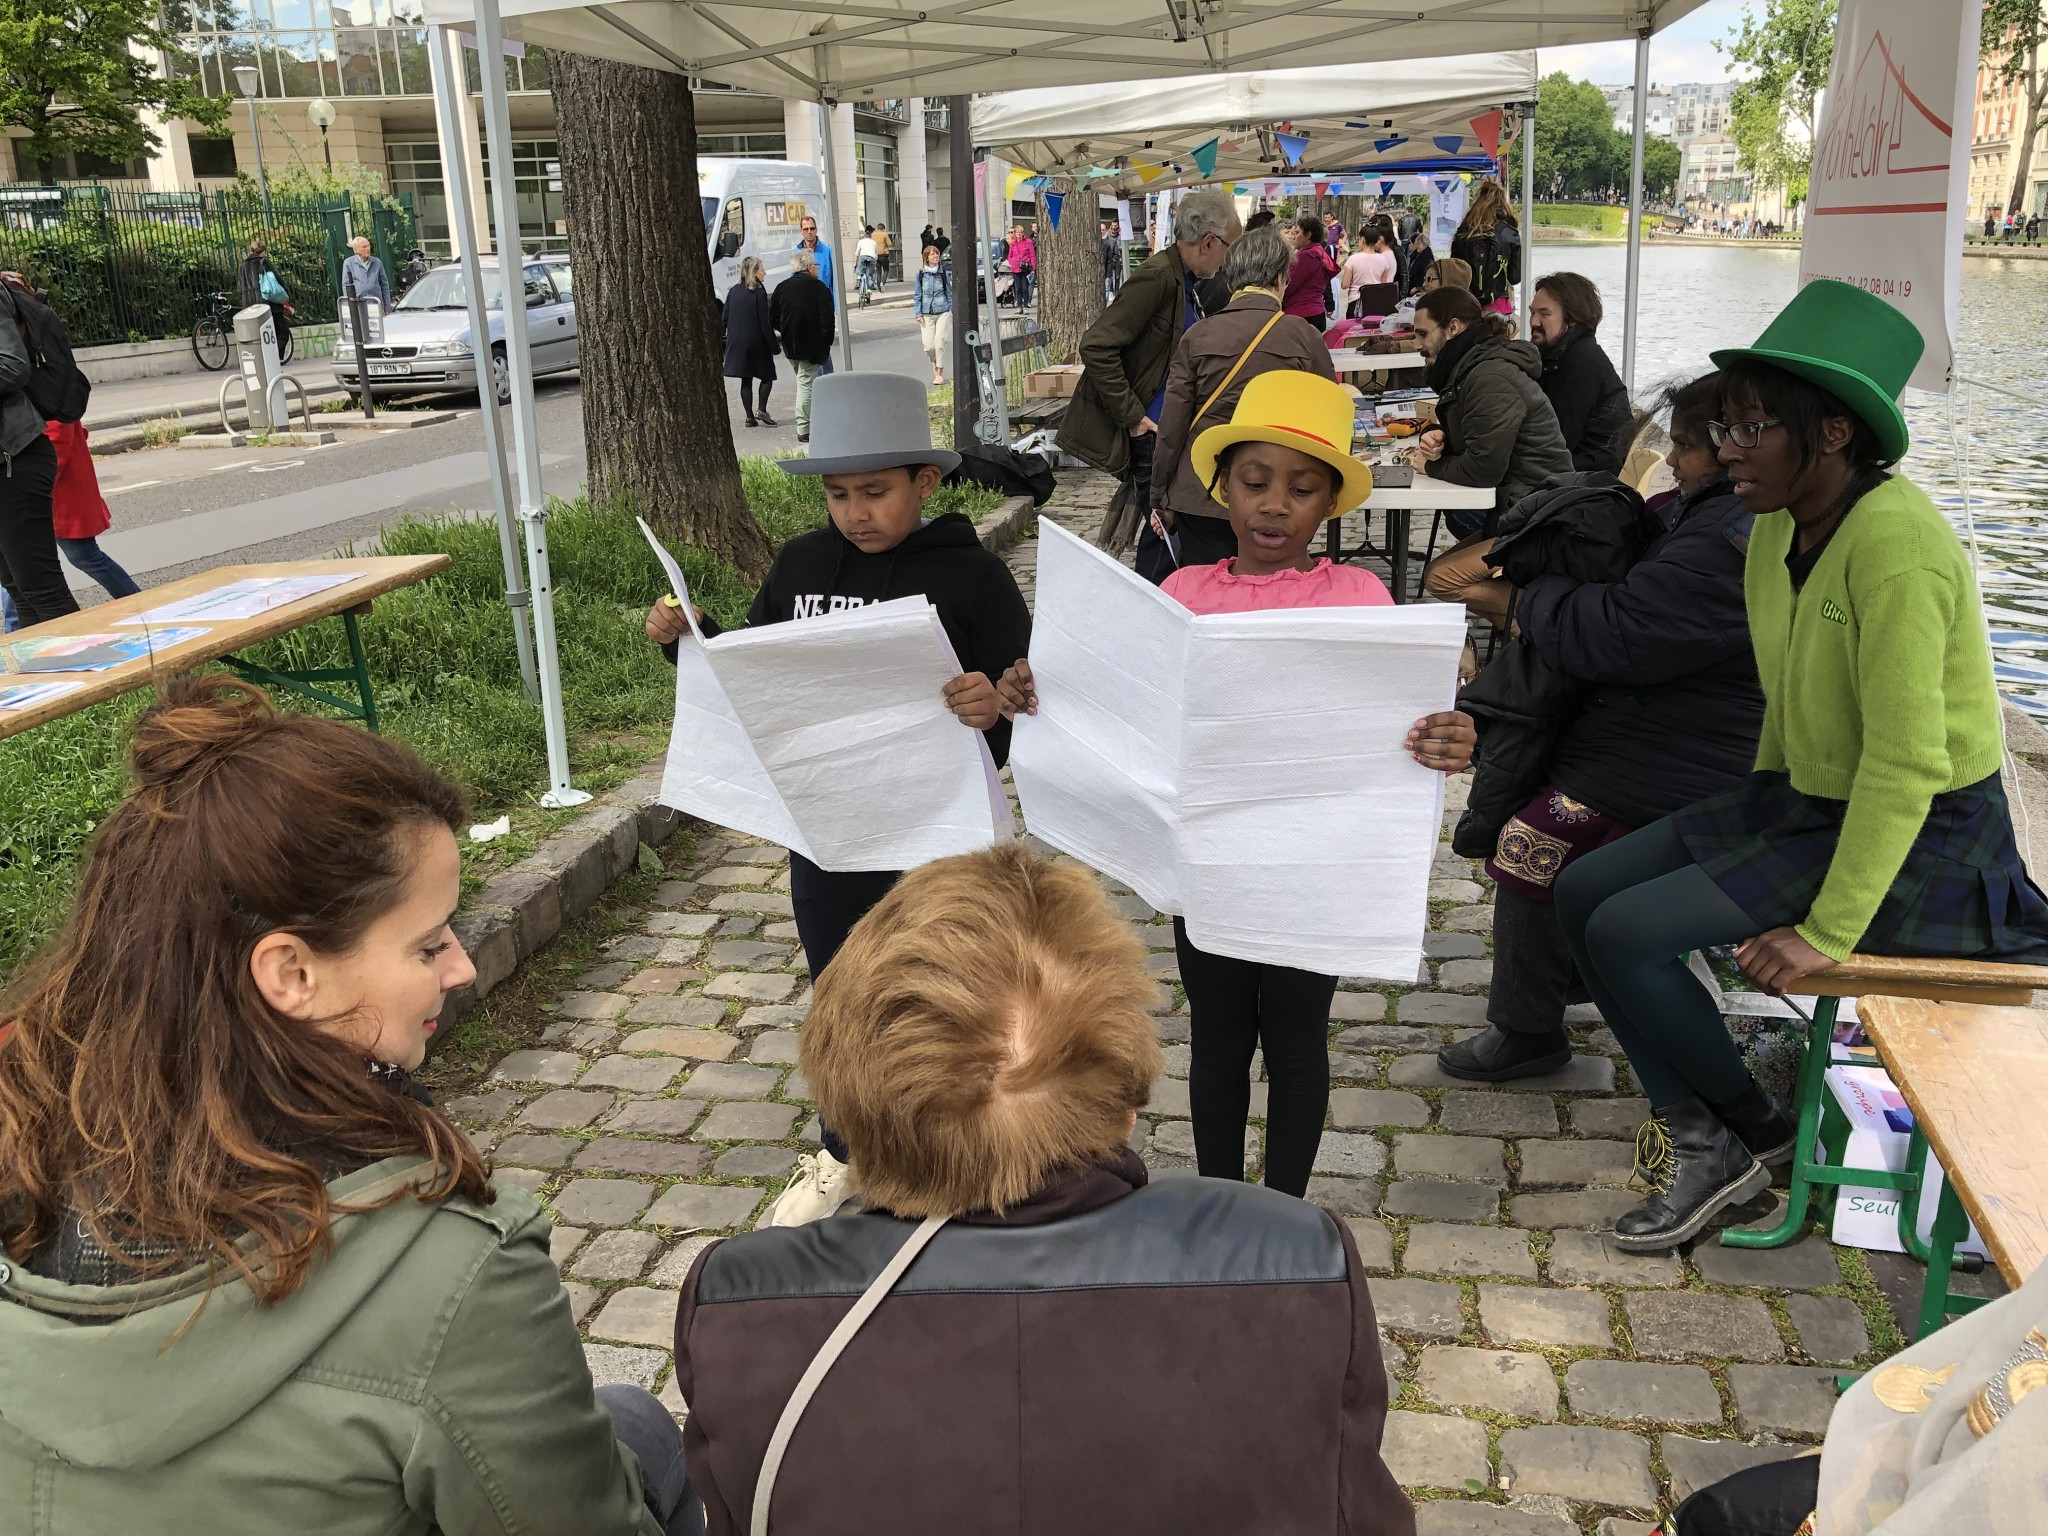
[1983,0,2048,213]
[1506,73,1625,200]
[1722,0,1837,204]
[1642,137,1683,200]
[0,0,229,166]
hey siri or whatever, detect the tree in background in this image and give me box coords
[1721,0,1836,206]
[1505,73,1623,200]
[1984,0,2048,217]
[550,52,770,580]
[0,0,229,170]
[1641,137,1682,201]
[1034,176,1105,362]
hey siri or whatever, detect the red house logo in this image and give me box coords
[1813,29,1954,215]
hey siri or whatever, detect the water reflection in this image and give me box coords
[1532,244,2048,713]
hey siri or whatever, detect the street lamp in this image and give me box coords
[307,97,336,170]
[233,64,272,233]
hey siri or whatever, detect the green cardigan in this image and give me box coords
[1745,475,2004,959]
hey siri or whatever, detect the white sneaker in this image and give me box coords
[759,1149,850,1227]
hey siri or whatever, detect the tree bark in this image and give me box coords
[2009,46,2048,214]
[1034,176,1104,363]
[550,52,770,579]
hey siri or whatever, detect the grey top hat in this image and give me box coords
[776,371,962,477]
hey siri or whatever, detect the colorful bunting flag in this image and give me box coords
[1432,135,1464,154]
[1044,190,1065,231]
[1374,136,1408,154]
[1468,109,1503,160]
[1381,179,1397,197]
[1276,132,1310,167]
[1005,165,1035,200]
[1190,136,1219,179]
[1313,181,1328,198]
[1133,160,1165,184]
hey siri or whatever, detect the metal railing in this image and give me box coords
[855,98,911,123]
[924,102,951,132]
[0,184,415,349]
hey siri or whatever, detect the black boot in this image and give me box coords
[1612,1098,1770,1253]
[1437,1024,1571,1083]
[1708,1076,1797,1168]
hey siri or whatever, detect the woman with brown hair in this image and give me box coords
[0,677,695,1536]
[1450,178,1522,316]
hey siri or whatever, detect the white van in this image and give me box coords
[700,158,828,300]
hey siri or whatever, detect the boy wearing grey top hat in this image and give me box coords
[646,372,1032,1225]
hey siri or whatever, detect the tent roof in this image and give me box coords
[973,53,1536,194]
[421,0,1708,99]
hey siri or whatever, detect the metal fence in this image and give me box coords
[0,184,416,349]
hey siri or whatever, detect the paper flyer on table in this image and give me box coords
[1,628,211,674]
[639,519,1011,872]
[0,680,86,711]
[1011,520,1463,979]
[116,574,360,626]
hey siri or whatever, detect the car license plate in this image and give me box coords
[367,362,412,376]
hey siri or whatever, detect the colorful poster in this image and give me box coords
[1,628,212,673]
[0,680,86,710]
[1800,0,1981,392]
[116,574,361,626]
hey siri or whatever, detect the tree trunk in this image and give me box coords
[550,52,770,579]
[2009,50,2048,214]
[1034,176,1104,363]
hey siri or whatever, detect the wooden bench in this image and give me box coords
[1719,956,2048,1290]
[1858,995,2048,1337]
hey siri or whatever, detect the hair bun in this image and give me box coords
[130,676,278,789]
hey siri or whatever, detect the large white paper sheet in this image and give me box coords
[641,521,1012,872]
[116,574,359,625]
[1012,520,1464,979]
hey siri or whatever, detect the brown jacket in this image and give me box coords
[1153,291,1338,524]
[1056,245,1193,478]
[675,1150,1413,1536]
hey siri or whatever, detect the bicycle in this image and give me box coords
[191,290,295,369]
[856,256,879,308]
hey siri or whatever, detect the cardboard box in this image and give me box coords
[1824,1064,1989,1258]
[1024,365,1084,399]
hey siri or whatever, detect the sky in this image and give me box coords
[1536,0,1757,89]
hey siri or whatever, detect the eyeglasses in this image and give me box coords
[1706,418,1782,449]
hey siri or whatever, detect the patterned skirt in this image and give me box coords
[1670,770,2048,959]
[1485,786,1634,902]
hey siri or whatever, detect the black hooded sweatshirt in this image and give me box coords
[666,510,1032,766]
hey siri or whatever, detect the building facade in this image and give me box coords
[1969,34,2047,221]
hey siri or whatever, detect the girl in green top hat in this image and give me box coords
[1553,278,2048,1254]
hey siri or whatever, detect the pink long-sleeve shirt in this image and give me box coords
[1160,557,1393,614]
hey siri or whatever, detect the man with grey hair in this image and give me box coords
[770,247,837,442]
[1058,187,1241,583]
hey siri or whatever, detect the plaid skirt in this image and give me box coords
[1671,770,2048,959]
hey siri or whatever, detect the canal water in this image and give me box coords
[1532,243,2048,714]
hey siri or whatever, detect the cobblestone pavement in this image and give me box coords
[445,475,1899,1535]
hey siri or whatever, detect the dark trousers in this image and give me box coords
[1129,431,1176,586]
[1173,510,1238,570]
[1671,1452,1817,1536]
[0,435,76,628]
[1554,818,1760,1111]
[1175,918,1337,1198]
[267,301,289,361]
[738,377,772,418]
[789,851,902,1162]
[1486,886,1581,1035]
[596,1384,705,1536]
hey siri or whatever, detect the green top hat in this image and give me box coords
[1710,278,1923,462]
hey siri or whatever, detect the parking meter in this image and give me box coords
[232,304,288,432]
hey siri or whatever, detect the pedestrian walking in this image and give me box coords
[769,249,835,443]
[0,277,78,628]
[237,238,291,362]
[1006,224,1036,308]
[722,255,778,428]
[912,243,952,386]
[341,235,390,311]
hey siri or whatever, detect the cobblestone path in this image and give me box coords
[442,477,1903,1535]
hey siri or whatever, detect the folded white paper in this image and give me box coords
[1011,520,1464,979]
[641,519,1012,872]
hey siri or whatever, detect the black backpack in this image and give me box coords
[6,288,91,424]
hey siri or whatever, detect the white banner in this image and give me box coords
[1800,0,1982,392]
[1429,176,1468,249]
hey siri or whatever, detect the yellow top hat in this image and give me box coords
[1190,370,1375,518]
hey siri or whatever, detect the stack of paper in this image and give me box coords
[640,520,1012,873]
[1012,521,1464,979]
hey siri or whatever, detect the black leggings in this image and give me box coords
[1175,919,1336,1198]
[0,435,76,628]
[1554,818,1761,1112]
[740,377,771,416]
[789,852,901,1163]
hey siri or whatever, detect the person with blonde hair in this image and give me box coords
[1451,178,1521,315]
[671,843,1415,1536]
[722,254,778,427]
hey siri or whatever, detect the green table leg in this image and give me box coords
[219,609,380,731]
[343,609,379,733]
[1915,1149,1973,1339]
[1724,998,1836,1248]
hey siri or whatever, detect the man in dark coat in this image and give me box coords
[769,250,836,442]
[1527,273,1632,474]
[674,844,1412,1536]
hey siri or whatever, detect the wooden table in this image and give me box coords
[1325,479,1495,601]
[0,556,451,740]
[1859,996,2048,1334]
[1331,348,1428,376]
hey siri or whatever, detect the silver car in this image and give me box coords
[331,252,578,403]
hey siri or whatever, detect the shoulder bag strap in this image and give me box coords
[750,1214,948,1536]
[1192,307,1285,432]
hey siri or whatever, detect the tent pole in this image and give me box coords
[1518,99,1535,332]
[948,95,980,451]
[427,23,536,704]
[475,0,586,808]
[1623,31,1650,394]
[983,152,1010,443]
[813,71,856,371]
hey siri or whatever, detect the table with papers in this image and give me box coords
[1329,478,1497,602]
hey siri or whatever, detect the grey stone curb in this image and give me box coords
[438,491,1034,1024]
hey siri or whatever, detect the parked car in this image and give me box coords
[330,252,576,405]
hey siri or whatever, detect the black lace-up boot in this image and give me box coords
[1612,1097,1770,1253]
[1708,1075,1798,1168]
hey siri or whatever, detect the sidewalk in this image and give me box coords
[85,364,348,440]
[422,478,1927,1534]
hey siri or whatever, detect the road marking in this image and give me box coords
[249,460,305,473]
[103,479,162,495]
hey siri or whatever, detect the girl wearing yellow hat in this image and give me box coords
[999,371,1476,1196]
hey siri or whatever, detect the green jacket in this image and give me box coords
[1745,475,2005,960]
[1057,245,1192,477]
[0,1157,659,1536]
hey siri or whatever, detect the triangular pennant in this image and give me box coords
[1044,190,1065,231]
[1468,109,1502,160]
[1374,136,1408,154]
[1313,181,1329,198]
[1276,132,1310,167]
[1005,165,1034,199]
[1190,136,1219,179]
[1133,160,1165,184]
[1435,178,1458,196]
[1381,179,1397,197]
[1433,135,1464,154]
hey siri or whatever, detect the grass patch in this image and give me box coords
[1528,204,1659,240]
[0,458,1001,980]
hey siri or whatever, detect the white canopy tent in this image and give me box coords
[419,0,1697,803]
